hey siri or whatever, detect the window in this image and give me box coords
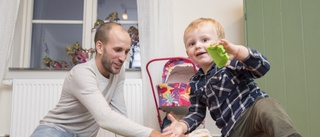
[17,0,138,69]
[97,0,139,69]
[31,0,84,68]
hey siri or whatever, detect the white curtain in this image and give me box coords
[137,0,175,131]
[0,0,20,85]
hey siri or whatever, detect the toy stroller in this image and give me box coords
[146,57,198,130]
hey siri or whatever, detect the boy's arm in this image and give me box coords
[233,45,249,61]
[219,39,270,78]
[179,91,207,134]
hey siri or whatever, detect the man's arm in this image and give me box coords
[70,67,154,137]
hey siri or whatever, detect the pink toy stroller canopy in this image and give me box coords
[158,58,196,107]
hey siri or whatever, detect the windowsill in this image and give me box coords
[9,67,71,71]
[8,67,141,71]
[4,60,145,80]
[6,67,142,79]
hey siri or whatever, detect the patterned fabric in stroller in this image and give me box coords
[146,57,198,128]
[157,58,198,114]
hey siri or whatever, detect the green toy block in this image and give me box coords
[207,45,230,68]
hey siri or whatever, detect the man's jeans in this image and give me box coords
[30,125,78,137]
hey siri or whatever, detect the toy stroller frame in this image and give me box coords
[146,57,198,128]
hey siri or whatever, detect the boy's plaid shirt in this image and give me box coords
[181,48,270,137]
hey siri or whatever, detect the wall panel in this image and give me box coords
[244,0,320,136]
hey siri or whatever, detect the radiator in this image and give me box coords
[10,79,143,137]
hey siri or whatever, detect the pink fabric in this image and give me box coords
[157,59,198,107]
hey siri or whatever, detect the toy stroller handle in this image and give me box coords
[146,57,198,128]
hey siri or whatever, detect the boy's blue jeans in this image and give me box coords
[30,125,78,137]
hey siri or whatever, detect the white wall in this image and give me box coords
[172,0,244,56]
[0,0,243,136]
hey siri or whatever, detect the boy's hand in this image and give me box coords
[162,114,187,137]
[206,45,229,68]
[218,39,249,63]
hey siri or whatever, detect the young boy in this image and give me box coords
[162,18,301,137]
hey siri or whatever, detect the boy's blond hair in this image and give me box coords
[184,18,225,43]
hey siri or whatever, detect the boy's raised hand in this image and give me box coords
[218,39,239,60]
[162,114,187,137]
[218,39,249,62]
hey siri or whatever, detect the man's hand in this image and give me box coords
[149,130,162,137]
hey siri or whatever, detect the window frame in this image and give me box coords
[16,0,138,69]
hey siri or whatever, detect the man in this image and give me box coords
[30,22,162,137]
